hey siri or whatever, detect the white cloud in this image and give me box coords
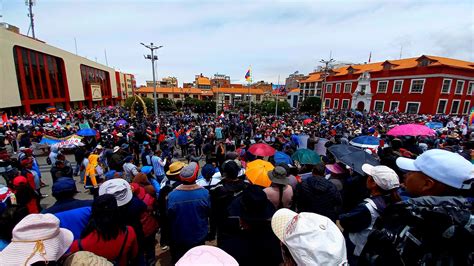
[3,0,473,85]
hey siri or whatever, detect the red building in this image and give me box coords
[299,55,474,114]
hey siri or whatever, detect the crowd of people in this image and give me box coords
[0,105,473,265]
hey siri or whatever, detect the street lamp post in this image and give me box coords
[141,42,163,117]
[319,57,335,111]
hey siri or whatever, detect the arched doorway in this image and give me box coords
[357,101,365,111]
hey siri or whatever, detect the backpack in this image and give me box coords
[358,196,474,266]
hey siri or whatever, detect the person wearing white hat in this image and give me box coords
[0,213,74,265]
[396,148,474,196]
[271,208,347,265]
[356,149,474,265]
[339,164,401,263]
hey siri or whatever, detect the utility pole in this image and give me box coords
[26,0,36,39]
[141,42,163,117]
[275,75,280,116]
[320,57,335,111]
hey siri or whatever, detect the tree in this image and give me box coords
[157,98,177,112]
[299,97,321,113]
[123,96,154,111]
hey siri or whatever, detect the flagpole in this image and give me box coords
[275,75,280,116]
[248,66,252,117]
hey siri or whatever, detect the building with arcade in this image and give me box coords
[299,55,474,114]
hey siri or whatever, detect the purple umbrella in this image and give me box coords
[115,119,128,127]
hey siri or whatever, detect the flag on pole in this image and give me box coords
[368,52,372,63]
[245,68,251,82]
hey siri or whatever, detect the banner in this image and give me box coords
[272,84,287,96]
[16,120,33,127]
[91,84,102,101]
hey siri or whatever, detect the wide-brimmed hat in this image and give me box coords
[98,179,132,207]
[176,245,238,266]
[239,185,275,222]
[64,251,112,266]
[271,209,347,265]
[113,146,120,153]
[180,162,199,183]
[0,213,74,265]
[166,161,186,176]
[116,133,123,137]
[268,166,288,185]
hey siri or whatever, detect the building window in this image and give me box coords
[316,89,322,97]
[463,100,471,114]
[256,95,261,101]
[324,99,330,109]
[441,79,452,94]
[344,83,351,93]
[390,101,399,112]
[376,81,388,93]
[392,80,403,93]
[374,101,385,112]
[409,79,424,93]
[326,84,333,93]
[335,83,341,93]
[334,99,339,109]
[13,46,69,103]
[163,94,169,98]
[341,99,350,109]
[451,100,460,114]
[193,95,198,99]
[455,80,464,95]
[468,82,474,96]
[436,99,448,114]
[173,94,180,98]
[405,102,420,114]
[287,95,291,100]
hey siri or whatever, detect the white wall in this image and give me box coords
[0,28,117,108]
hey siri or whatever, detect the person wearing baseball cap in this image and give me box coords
[396,148,474,196]
[339,164,401,263]
[167,162,211,262]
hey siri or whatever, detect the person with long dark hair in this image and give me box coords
[69,194,138,265]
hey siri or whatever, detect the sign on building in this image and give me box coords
[91,84,102,101]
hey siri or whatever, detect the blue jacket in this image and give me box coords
[54,206,91,240]
[42,198,93,214]
[167,184,210,246]
[178,134,188,145]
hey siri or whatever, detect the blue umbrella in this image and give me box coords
[76,128,97,137]
[425,122,443,130]
[274,151,293,165]
[349,136,380,148]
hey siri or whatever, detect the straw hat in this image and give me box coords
[64,251,112,266]
[0,213,73,265]
[166,161,186,176]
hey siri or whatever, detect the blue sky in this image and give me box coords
[2,0,473,86]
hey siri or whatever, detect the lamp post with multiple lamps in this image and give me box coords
[140,42,163,116]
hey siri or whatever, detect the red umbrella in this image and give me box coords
[303,118,313,125]
[387,124,436,137]
[248,143,276,157]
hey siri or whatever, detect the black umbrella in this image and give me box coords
[328,144,379,175]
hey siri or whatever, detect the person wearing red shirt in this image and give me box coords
[69,194,138,265]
